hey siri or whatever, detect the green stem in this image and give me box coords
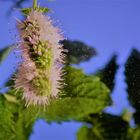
[33,0,37,10]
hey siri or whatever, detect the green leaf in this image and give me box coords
[0,66,110,139]
[0,96,15,140]
[4,66,110,122]
[38,7,50,13]
[0,92,38,140]
[21,8,32,15]
[127,127,140,140]
[21,7,50,15]
[0,46,13,65]
[42,66,110,121]
[77,113,129,140]
[12,107,35,140]
[77,126,94,140]
[5,66,110,122]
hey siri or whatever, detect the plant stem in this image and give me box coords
[33,0,37,10]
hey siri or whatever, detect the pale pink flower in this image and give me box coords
[15,10,66,106]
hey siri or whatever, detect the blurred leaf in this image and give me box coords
[96,55,118,92]
[126,127,140,140]
[77,116,140,140]
[125,49,140,124]
[77,126,94,140]
[122,109,133,123]
[62,40,96,64]
[125,49,140,109]
[77,113,129,140]
[133,111,140,125]
[0,46,13,65]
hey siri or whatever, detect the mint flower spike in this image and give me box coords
[15,4,67,106]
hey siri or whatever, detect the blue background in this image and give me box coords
[0,0,140,139]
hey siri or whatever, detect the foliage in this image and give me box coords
[97,55,118,92]
[42,66,110,121]
[1,41,140,140]
[77,113,140,140]
[21,7,50,15]
[125,49,140,125]
[62,40,96,64]
[76,48,140,140]
[0,95,15,140]
[125,49,140,110]
[1,0,140,140]
[0,93,38,140]
[77,113,129,140]
[0,46,13,64]
[0,59,110,139]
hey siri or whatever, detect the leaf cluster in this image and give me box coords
[0,40,110,139]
